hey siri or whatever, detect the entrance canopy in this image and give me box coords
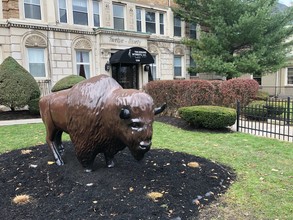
[110,47,154,64]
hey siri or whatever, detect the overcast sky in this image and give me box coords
[279,0,292,6]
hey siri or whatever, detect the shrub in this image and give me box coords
[255,91,270,100]
[0,56,41,111]
[217,78,259,108]
[51,75,85,92]
[178,105,236,129]
[144,80,215,116]
[28,98,40,115]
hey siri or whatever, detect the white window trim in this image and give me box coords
[286,67,293,85]
[57,0,68,23]
[26,47,48,79]
[72,0,89,26]
[113,3,125,30]
[21,0,44,21]
[74,49,92,78]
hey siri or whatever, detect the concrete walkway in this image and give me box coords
[0,118,42,126]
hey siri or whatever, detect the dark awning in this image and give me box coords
[110,47,154,64]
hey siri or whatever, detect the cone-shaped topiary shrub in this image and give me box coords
[179,105,236,129]
[51,75,85,92]
[0,56,40,111]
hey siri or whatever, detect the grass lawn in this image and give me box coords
[0,122,292,219]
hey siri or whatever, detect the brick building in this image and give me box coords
[0,0,198,95]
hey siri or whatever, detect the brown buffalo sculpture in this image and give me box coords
[39,74,166,172]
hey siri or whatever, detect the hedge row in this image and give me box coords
[144,78,259,116]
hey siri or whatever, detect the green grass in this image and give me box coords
[0,122,292,219]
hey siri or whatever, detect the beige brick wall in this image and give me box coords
[2,0,19,19]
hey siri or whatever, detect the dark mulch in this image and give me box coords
[0,113,236,220]
[0,110,40,120]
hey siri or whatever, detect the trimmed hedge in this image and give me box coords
[178,105,236,129]
[0,56,41,111]
[144,78,259,116]
[51,75,85,92]
[28,98,40,115]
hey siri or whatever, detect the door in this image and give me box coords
[112,64,139,89]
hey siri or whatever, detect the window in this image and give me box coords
[159,13,164,35]
[73,0,88,25]
[190,23,196,39]
[58,0,67,23]
[24,0,41,20]
[174,56,182,77]
[146,11,156,33]
[27,48,46,77]
[76,50,90,79]
[136,8,142,32]
[174,16,182,37]
[287,68,293,84]
[113,4,125,30]
[93,0,100,27]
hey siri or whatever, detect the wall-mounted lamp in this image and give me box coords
[105,62,111,71]
[144,64,150,72]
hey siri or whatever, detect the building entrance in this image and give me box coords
[112,64,138,89]
[109,47,154,89]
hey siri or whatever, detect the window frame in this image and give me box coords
[145,10,156,34]
[136,7,142,32]
[287,67,293,85]
[27,47,47,78]
[72,0,89,26]
[75,50,91,79]
[113,3,125,30]
[93,0,100,27]
[58,0,68,23]
[24,0,41,20]
[174,55,183,78]
[174,16,182,37]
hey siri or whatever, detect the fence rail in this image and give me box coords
[236,97,293,141]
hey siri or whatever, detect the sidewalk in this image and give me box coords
[0,118,42,126]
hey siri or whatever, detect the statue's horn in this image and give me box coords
[120,108,131,119]
[154,103,167,115]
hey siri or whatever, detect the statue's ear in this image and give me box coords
[119,108,131,119]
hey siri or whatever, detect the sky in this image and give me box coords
[279,0,292,6]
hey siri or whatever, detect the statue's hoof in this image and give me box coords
[107,161,115,168]
[56,159,64,166]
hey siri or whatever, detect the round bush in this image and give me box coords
[0,56,41,111]
[51,75,85,92]
[178,105,236,129]
[28,98,40,115]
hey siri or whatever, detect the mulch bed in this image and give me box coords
[0,112,236,220]
[0,110,40,121]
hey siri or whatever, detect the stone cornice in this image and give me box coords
[93,27,151,38]
[0,21,96,35]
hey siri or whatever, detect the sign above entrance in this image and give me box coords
[110,47,154,64]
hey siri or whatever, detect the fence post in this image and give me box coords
[287,97,291,125]
[236,100,240,132]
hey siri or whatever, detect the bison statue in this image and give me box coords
[39,74,166,172]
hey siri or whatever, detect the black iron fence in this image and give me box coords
[236,97,293,141]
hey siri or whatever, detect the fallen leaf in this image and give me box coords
[129,187,134,192]
[187,162,200,168]
[147,192,163,202]
[12,194,31,205]
[21,150,32,155]
[47,161,55,165]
